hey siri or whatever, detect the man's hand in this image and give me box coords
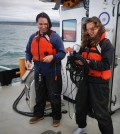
[25,60,32,70]
[42,55,54,63]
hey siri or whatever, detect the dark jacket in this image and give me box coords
[80,39,114,83]
[25,30,66,76]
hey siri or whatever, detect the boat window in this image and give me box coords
[62,19,77,42]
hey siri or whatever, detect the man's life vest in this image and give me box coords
[31,31,56,62]
[81,36,111,80]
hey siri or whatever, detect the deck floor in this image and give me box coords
[0,83,120,134]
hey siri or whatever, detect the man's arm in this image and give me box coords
[50,33,66,62]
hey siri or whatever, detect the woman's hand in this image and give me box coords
[74,60,84,65]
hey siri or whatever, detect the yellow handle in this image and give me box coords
[18,57,26,78]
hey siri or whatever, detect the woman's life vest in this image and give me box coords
[81,34,111,80]
[31,31,56,62]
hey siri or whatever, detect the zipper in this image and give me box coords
[38,38,40,61]
[54,62,58,80]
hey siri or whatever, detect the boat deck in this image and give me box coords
[0,83,120,134]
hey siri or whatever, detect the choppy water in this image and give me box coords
[0,23,59,71]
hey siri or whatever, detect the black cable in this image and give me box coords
[109,0,120,113]
[66,51,88,86]
[112,0,115,17]
[13,82,67,117]
[13,86,67,117]
[67,84,77,119]
[83,0,89,10]
[13,52,88,117]
[12,87,34,117]
[112,0,115,6]
[65,51,89,119]
[61,66,69,95]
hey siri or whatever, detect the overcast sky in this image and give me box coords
[0,0,59,22]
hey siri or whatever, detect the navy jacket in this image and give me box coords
[25,31,66,76]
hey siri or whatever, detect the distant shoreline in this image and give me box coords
[0,21,60,27]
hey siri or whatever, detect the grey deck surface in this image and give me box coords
[0,83,120,134]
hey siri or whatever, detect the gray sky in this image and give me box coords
[0,0,59,22]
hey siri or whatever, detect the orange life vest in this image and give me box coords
[81,35,111,80]
[31,32,56,62]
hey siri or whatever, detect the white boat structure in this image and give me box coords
[0,0,120,134]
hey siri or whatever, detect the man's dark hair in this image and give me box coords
[36,12,52,29]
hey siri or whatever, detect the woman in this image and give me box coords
[73,16,114,134]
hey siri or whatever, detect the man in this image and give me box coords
[25,12,66,127]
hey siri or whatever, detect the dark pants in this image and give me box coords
[75,79,113,134]
[34,73,62,120]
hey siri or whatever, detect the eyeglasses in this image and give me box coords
[86,27,98,32]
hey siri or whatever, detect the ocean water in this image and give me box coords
[0,24,59,71]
